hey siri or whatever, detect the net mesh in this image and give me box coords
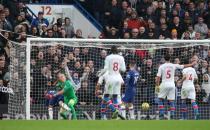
[8,42,27,119]
[8,39,210,120]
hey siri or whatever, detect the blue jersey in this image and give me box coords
[122,69,139,103]
[125,70,139,92]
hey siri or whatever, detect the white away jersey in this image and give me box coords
[104,54,126,75]
[182,67,198,87]
[157,63,184,83]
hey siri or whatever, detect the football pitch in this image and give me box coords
[0,120,210,130]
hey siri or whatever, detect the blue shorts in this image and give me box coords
[122,91,135,103]
[45,90,64,106]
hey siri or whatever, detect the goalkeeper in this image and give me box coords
[50,72,78,120]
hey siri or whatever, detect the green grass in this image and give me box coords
[0,120,210,130]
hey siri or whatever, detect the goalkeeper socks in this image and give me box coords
[128,106,135,120]
[69,104,77,120]
[169,101,175,116]
[181,100,187,119]
[158,99,164,117]
[48,108,53,120]
[192,101,199,115]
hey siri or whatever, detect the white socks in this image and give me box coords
[60,102,71,111]
[129,106,135,120]
[48,108,53,120]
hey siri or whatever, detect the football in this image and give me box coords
[141,102,150,111]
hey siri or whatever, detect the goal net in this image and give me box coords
[8,38,210,120]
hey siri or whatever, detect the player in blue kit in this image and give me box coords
[45,80,64,120]
[121,60,139,119]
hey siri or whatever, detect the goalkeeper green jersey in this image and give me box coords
[63,80,78,103]
[55,81,64,91]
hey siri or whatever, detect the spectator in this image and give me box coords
[127,11,145,29]
[31,11,49,29]
[63,17,75,38]
[0,11,13,31]
[106,27,119,39]
[74,29,83,38]
[130,28,139,39]
[168,16,184,39]
[139,26,147,39]
[202,73,210,103]
[104,0,122,28]
[119,21,131,38]
[194,16,208,39]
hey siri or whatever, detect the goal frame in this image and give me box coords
[26,38,210,120]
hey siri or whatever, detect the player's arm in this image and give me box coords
[98,57,108,77]
[120,57,126,72]
[180,74,187,84]
[155,66,162,92]
[125,73,131,87]
[182,61,197,68]
[95,75,103,96]
[194,70,199,84]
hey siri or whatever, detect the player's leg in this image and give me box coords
[100,100,107,120]
[59,101,70,119]
[120,102,126,119]
[191,99,199,120]
[48,106,53,120]
[168,87,176,119]
[128,103,135,120]
[103,94,116,112]
[190,88,199,120]
[158,84,167,119]
[180,99,187,120]
[67,98,78,120]
[180,88,188,120]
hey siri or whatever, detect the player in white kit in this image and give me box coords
[155,55,195,119]
[96,45,126,119]
[180,66,199,120]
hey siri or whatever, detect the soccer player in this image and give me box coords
[121,60,139,120]
[50,73,78,120]
[45,80,64,120]
[180,66,199,120]
[96,45,126,119]
[155,55,195,119]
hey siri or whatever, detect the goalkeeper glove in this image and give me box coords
[155,85,160,93]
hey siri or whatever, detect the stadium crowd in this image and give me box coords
[0,0,210,108]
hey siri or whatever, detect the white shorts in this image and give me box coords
[181,86,196,100]
[104,75,124,95]
[158,82,175,100]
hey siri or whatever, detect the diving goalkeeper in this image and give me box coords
[49,72,78,120]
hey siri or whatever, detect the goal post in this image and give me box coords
[8,38,210,120]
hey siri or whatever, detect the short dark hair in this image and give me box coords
[129,60,136,66]
[110,45,118,54]
[164,55,171,61]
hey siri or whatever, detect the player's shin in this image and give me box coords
[191,100,199,119]
[128,104,135,120]
[169,100,175,119]
[104,97,116,112]
[181,100,187,120]
[100,101,107,120]
[48,107,53,120]
[59,102,71,111]
[120,104,126,119]
[158,99,164,119]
